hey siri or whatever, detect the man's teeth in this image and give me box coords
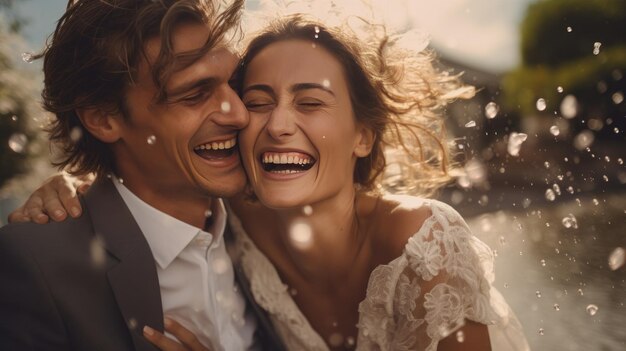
[194,138,236,151]
[262,152,313,165]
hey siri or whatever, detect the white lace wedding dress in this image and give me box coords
[227,199,530,350]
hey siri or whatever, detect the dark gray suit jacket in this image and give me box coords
[0,179,284,351]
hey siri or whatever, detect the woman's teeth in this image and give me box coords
[261,152,315,173]
[194,138,237,151]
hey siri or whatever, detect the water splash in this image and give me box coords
[21,52,34,63]
[221,101,231,113]
[560,95,578,119]
[507,132,528,157]
[545,189,556,201]
[147,135,157,145]
[8,133,28,153]
[536,98,547,112]
[573,130,594,150]
[485,102,499,119]
[592,42,602,55]
[464,120,476,128]
[586,304,598,316]
[608,247,625,271]
[549,125,560,136]
[561,214,578,229]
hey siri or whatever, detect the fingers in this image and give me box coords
[163,317,209,351]
[56,176,82,218]
[143,326,187,351]
[7,206,31,223]
[23,193,51,224]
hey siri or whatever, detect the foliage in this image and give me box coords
[503,0,626,120]
[0,11,44,189]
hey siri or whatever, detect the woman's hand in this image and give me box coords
[7,172,92,224]
[143,317,211,351]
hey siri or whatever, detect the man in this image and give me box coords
[0,0,281,350]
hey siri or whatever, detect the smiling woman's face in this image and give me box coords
[239,39,372,209]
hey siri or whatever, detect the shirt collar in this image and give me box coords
[112,177,226,269]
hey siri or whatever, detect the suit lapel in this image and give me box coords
[83,179,163,351]
[224,224,286,351]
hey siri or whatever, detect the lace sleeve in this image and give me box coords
[357,200,506,351]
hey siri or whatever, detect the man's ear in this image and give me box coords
[76,108,123,143]
[354,125,375,158]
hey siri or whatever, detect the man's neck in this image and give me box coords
[112,175,212,229]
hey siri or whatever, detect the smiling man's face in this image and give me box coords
[111,22,248,209]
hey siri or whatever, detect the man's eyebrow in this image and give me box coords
[242,84,275,97]
[290,83,335,96]
[168,77,219,96]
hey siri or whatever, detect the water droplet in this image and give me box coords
[346,336,355,346]
[593,42,601,55]
[118,178,124,184]
[561,214,578,229]
[566,26,572,32]
[90,236,106,267]
[8,133,28,153]
[577,288,584,296]
[567,186,574,194]
[10,115,18,121]
[557,86,564,93]
[302,205,313,216]
[552,183,561,195]
[608,247,625,271]
[204,209,213,218]
[507,132,528,157]
[544,161,550,169]
[485,102,499,119]
[499,236,506,246]
[289,219,313,250]
[314,26,320,34]
[322,79,331,88]
[612,92,624,104]
[70,127,83,142]
[573,130,594,150]
[545,189,556,201]
[538,328,544,335]
[456,330,465,343]
[328,332,344,347]
[604,156,611,162]
[212,258,228,274]
[146,135,156,145]
[549,125,560,136]
[536,98,547,111]
[560,95,578,119]
[314,34,319,39]
[540,259,546,267]
[554,303,560,311]
[128,318,138,330]
[592,198,599,206]
[21,52,34,63]
[586,304,598,316]
[522,198,532,208]
[536,290,542,298]
[464,120,476,128]
[504,283,509,288]
[220,101,231,113]
[289,288,298,296]
[618,158,623,165]
[603,175,609,182]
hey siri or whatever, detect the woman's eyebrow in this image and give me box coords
[290,83,335,96]
[242,84,276,97]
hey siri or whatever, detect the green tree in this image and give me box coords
[503,0,626,129]
[0,1,42,189]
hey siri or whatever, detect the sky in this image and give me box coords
[13,0,537,74]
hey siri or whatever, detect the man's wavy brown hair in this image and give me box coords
[39,0,243,176]
[241,15,472,196]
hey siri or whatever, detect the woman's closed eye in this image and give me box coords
[244,99,275,112]
[297,98,325,111]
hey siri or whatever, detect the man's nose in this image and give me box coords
[213,86,249,129]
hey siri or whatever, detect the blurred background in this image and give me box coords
[0,0,624,350]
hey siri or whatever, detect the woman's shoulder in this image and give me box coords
[370,194,465,263]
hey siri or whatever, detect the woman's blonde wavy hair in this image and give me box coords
[241,15,472,197]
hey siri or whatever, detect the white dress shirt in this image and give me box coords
[113,178,257,351]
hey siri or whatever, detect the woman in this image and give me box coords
[10,15,527,351]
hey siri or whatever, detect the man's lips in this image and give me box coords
[260,151,316,174]
[193,137,237,160]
